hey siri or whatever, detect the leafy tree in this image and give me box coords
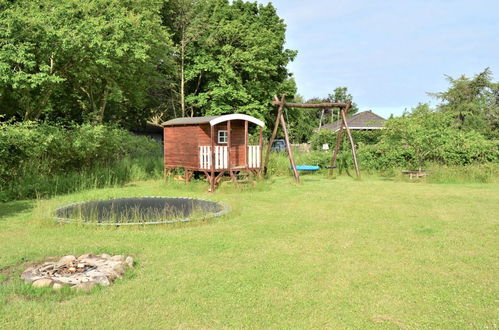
[0,0,64,120]
[282,92,320,143]
[304,87,359,132]
[328,86,359,114]
[384,111,453,170]
[370,107,498,170]
[0,0,172,124]
[181,0,297,121]
[431,68,499,138]
[161,0,203,118]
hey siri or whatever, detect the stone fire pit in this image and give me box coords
[21,254,134,291]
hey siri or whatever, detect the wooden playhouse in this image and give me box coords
[162,114,264,191]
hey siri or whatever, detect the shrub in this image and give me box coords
[310,130,337,151]
[357,143,412,171]
[310,129,383,151]
[0,122,162,200]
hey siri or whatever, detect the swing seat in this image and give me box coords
[291,165,320,171]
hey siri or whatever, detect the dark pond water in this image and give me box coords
[55,197,228,225]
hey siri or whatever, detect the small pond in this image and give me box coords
[55,197,229,225]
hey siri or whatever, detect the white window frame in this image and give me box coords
[217,130,228,144]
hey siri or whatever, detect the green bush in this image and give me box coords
[0,122,162,201]
[310,130,337,151]
[310,129,383,151]
[357,143,413,171]
[310,112,498,172]
[437,130,498,165]
[356,113,498,170]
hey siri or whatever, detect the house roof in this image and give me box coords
[129,122,163,134]
[162,114,265,127]
[162,116,219,126]
[318,110,385,132]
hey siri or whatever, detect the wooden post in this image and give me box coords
[185,169,192,183]
[227,120,231,171]
[331,104,350,175]
[227,120,236,183]
[258,126,263,177]
[263,94,285,175]
[244,120,248,168]
[210,125,215,192]
[280,106,300,183]
[341,103,360,178]
[330,125,344,177]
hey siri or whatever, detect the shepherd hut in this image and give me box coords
[162,114,264,191]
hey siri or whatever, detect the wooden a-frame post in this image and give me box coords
[263,95,300,183]
[329,102,359,178]
[265,95,361,181]
[263,95,285,176]
[340,102,360,178]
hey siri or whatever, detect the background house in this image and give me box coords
[317,110,386,132]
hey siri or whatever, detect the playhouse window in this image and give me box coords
[218,130,228,144]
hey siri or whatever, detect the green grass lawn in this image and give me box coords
[0,176,498,328]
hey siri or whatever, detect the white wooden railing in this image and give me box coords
[214,146,228,169]
[199,146,228,170]
[199,145,260,170]
[199,146,211,169]
[248,145,261,168]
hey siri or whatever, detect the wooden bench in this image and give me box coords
[402,170,427,179]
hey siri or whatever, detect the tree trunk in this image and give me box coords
[95,88,109,123]
[180,29,186,118]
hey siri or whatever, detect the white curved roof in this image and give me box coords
[209,114,265,127]
[162,114,265,127]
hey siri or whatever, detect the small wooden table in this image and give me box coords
[402,170,427,179]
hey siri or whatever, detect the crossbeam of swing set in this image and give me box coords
[270,100,350,109]
[264,94,361,183]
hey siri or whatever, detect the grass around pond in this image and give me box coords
[0,176,498,328]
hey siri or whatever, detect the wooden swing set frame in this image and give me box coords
[263,94,361,183]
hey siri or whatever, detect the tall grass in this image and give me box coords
[0,156,163,201]
[266,149,499,184]
[0,122,164,201]
[4,145,496,202]
[425,163,499,184]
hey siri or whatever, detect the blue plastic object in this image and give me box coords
[291,165,320,171]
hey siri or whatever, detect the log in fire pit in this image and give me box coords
[21,254,134,291]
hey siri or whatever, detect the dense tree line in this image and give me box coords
[0,0,496,177]
[0,0,296,128]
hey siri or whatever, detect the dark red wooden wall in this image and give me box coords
[164,120,246,170]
